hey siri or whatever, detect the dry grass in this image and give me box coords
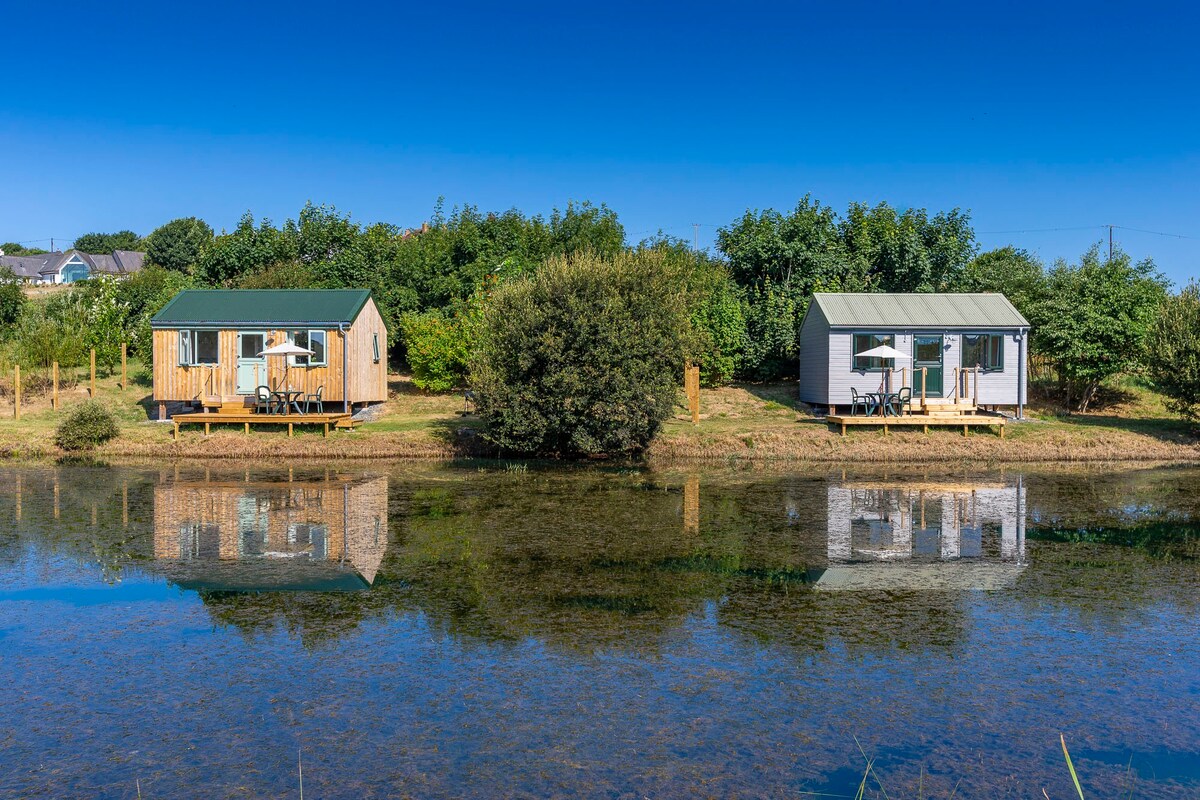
[0,367,1196,464]
[649,380,1200,465]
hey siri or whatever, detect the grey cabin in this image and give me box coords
[797,293,1030,416]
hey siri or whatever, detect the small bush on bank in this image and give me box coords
[55,402,119,451]
[469,250,690,457]
[400,310,472,392]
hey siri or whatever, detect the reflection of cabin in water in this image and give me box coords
[818,480,1026,590]
[152,474,388,591]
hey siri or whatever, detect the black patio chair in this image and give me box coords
[891,386,912,416]
[254,385,278,414]
[303,385,323,415]
[849,388,875,417]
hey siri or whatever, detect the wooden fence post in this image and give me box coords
[90,349,96,397]
[52,362,59,410]
[121,343,127,390]
[13,365,19,420]
[685,364,701,425]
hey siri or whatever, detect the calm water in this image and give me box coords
[0,462,1197,799]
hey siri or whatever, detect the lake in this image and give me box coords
[0,461,1197,798]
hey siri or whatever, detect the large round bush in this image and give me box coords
[470,250,690,457]
[55,402,119,451]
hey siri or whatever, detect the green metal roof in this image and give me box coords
[810,293,1029,328]
[151,289,372,328]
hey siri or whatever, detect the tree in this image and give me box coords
[1146,284,1200,425]
[840,202,976,292]
[197,213,295,285]
[0,267,26,329]
[0,242,48,256]
[470,250,691,456]
[145,217,213,273]
[956,246,1046,315]
[1032,245,1168,411]
[72,230,143,253]
[717,195,851,291]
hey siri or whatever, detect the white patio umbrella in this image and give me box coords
[855,344,911,361]
[856,344,911,393]
[258,341,313,391]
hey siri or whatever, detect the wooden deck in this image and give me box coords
[827,408,1005,437]
[172,411,359,439]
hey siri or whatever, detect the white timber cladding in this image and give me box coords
[795,303,831,403]
[824,330,1025,406]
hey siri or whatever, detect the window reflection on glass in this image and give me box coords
[852,333,895,370]
[961,334,1004,371]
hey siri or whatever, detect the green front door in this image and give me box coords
[913,335,943,398]
[236,332,266,395]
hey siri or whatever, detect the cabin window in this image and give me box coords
[372,333,380,364]
[287,330,327,366]
[852,333,895,371]
[961,333,1004,371]
[177,330,218,366]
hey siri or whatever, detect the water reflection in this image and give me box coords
[818,479,1026,590]
[1,464,1198,798]
[150,473,389,591]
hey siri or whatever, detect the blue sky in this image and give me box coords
[3,0,1198,286]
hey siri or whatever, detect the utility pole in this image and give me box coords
[693,223,700,253]
[1107,225,1114,261]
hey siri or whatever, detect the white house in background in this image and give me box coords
[0,249,145,284]
[797,293,1030,416]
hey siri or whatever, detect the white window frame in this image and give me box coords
[288,329,328,367]
[177,329,219,366]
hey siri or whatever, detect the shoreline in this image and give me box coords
[2,377,1197,466]
[2,421,1198,465]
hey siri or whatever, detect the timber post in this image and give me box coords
[52,362,59,410]
[121,343,127,390]
[158,402,167,422]
[89,349,96,397]
[13,365,19,420]
[973,365,979,407]
[921,368,927,407]
[685,364,700,425]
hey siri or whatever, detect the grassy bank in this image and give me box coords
[0,364,1196,463]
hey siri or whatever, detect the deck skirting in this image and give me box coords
[171,411,358,440]
[826,413,1005,437]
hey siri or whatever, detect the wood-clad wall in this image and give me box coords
[152,298,388,405]
[152,476,390,582]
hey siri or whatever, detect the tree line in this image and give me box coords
[0,197,1192,454]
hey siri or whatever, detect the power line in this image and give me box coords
[1112,225,1200,241]
[978,225,1105,235]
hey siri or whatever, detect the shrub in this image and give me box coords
[55,402,119,451]
[1147,283,1200,425]
[469,250,690,456]
[400,309,472,392]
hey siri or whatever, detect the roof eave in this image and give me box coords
[151,320,355,329]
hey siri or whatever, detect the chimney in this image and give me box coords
[421,222,430,234]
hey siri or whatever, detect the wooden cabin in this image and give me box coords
[151,472,389,590]
[797,293,1030,418]
[150,289,388,418]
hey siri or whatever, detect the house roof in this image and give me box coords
[1,253,56,279]
[1,249,146,278]
[810,293,1029,328]
[151,289,374,328]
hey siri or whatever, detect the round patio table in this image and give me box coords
[271,389,304,415]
